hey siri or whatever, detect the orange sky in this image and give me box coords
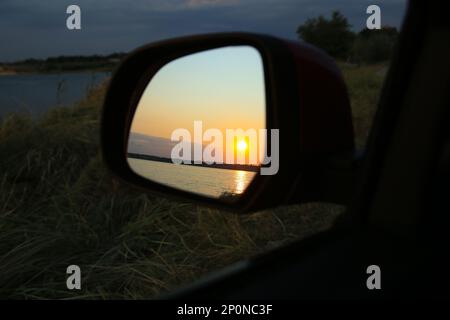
[129,45,266,164]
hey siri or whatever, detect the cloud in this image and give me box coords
[0,0,408,61]
[186,0,239,8]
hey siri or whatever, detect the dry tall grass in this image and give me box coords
[0,63,385,299]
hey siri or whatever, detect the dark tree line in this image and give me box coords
[2,53,127,73]
[297,11,398,64]
[6,53,126,65]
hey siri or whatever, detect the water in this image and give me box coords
[0,72,110,117]
[128,158,257,199]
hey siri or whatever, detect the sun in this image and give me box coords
[237,140,248,152]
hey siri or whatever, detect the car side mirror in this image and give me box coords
[101,32,355,213]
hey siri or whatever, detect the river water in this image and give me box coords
[0,72,110,117]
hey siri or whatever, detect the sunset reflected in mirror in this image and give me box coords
[127,46,266,200]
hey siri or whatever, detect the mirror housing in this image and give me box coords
[101,32,354,213]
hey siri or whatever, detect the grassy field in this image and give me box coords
[0,63,385,299]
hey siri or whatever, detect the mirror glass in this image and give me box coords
[127,45,266,201]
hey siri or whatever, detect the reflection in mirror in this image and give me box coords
[127,46,266,201]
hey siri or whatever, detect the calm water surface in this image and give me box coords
[128,158,256,198]
[0,72,110,117]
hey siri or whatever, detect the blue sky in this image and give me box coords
[0,0,408,61]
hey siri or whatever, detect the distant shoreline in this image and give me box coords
[0,69,111,76]
[0,53,126,76]
[0,70,17,76]
[0,67,114,76]
[127,153,260,172]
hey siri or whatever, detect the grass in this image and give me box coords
[0,62,385,299]
[340,62,387,149]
